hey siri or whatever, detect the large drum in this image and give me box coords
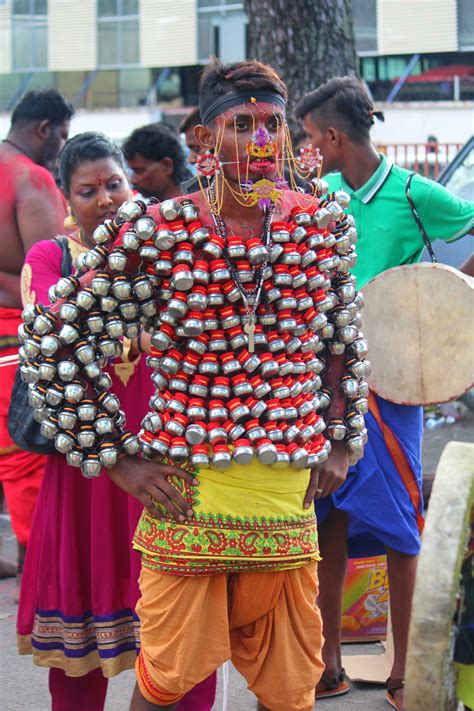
[361,263,474,406]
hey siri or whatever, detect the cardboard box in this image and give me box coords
[341,554,388,642]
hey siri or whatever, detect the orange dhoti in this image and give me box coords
[0,308,44,545]
[136,560,324,711]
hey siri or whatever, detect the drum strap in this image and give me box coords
[406,173,437,263]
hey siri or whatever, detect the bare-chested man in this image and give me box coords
[0,89,73,591]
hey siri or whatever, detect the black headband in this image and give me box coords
[201,90,286,126]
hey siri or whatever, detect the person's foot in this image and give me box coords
[386,677,405,710]
[0,556,16,578]
[315,669,350,699]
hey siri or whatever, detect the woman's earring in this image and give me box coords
[64,203,77,230]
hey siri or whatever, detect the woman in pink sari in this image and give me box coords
[17,132,216,711]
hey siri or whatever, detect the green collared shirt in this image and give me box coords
[326,154,474,288]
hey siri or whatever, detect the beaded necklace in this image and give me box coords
[208,178,274,352]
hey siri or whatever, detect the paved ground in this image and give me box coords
[0,511,387,710]
[1,408,472,710]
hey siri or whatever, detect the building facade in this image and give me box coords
[0,0,472,109]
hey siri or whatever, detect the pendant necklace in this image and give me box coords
[208,179,274,353]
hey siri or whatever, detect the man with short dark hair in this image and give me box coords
[295,76,473,710]
[0,88,74,596]
[123,123,191,201]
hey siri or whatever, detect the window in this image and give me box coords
[97,0,139,69]
[198,1,246,63]
[12,0,48,71]
[351,0,377,54]
[457,0,474,50]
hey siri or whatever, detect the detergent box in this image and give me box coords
[341,555,388,642]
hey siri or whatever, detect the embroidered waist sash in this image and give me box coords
[133,461,319,575]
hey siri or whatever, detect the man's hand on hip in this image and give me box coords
[108,456,197,522]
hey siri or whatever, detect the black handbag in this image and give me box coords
[7,237,73,454]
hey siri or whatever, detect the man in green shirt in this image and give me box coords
[295,77,473,710]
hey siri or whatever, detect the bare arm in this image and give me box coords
[17,166,65,255]
[304,354,350,507]
[0,271,22,308]
[459,253,474,278]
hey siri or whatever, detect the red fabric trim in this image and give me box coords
[368,392,424,535]
[136,650,184,706]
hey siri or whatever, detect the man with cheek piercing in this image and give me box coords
[21,60,369,711]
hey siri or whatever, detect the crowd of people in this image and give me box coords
[0,56,472,711]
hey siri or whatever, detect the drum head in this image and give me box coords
[361,263,474,405]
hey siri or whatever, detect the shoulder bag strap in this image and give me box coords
[406,173,437,263]
[53,235,73,276]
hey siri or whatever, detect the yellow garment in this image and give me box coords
[133,461,319,575]
[136,560,323,711]
[456,662,474,707]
